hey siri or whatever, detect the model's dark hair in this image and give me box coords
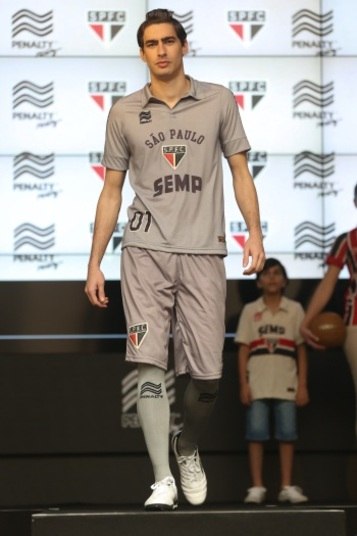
[354,183,357,200]
[256,257,288,282]
[137,9,187,48]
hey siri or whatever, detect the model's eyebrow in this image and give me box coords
[144,36,177,46]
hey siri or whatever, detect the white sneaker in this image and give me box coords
[244,486,267,504]
[171,431,207,505]
[278,485,308,504]
[144,476,178,511]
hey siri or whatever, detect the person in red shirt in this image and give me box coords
[301,184,357,437]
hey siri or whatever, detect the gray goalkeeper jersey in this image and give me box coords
[102,76,250,255]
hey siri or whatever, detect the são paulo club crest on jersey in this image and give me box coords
[162,145,187,170]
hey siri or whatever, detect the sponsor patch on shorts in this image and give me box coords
[128,322,148,349]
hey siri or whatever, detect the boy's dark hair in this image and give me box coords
[256,257,288,282]
[354,183,357,200]
[137,9,187,49]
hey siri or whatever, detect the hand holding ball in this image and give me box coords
[309,312,347,348]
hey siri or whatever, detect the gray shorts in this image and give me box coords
[121,247,226,379]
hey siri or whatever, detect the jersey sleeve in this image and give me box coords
[102,101,129,171]
[219,87,251,158]
[326,232,348,269]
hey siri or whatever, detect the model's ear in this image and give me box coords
[139,48,146,63]
[182,39,189,56]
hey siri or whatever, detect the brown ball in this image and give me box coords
[309,312,347,348]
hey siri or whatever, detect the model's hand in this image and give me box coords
[85,266,109,308]
[242,234,265,275]
[296,385,309,407]
[300,324,326,350]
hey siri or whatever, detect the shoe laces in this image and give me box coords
[177,449,203,481]
[151,476,175,491]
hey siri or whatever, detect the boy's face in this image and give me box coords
[140,23,188,80]
[257,265,287,294]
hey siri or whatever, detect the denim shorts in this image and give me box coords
[245,399,298,442]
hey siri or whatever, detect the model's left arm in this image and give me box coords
[228,151,265,274]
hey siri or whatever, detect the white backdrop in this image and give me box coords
[0,0,356,280]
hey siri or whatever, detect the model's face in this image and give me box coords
[257,266,287,294]
[140,23,188,80]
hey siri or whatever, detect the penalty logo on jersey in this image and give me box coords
[162,145,187,170]
[128,323,148,349]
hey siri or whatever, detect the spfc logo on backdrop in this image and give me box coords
[88,81,126,111]
[230,221,268,248]
[248,152,267,179]
[229,81,266,110]
[162,146,186,170]
[90,220,124,252]
[88,11,126,43]
[89,152,104,180]
[227,10,266,43]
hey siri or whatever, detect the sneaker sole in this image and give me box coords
[278,499,308,505]
[145,503,178,511]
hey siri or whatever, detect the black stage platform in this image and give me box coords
[2,504,357,536]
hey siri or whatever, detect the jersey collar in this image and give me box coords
[257,296,290,313]
[141,76,201,107]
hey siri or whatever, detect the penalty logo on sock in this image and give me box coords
[128,322,148,349]
[140,381,163,398]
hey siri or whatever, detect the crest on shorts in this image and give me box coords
[128,322,148,349]
[162,145,186,170]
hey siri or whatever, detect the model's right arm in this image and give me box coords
[85,168,126,307]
